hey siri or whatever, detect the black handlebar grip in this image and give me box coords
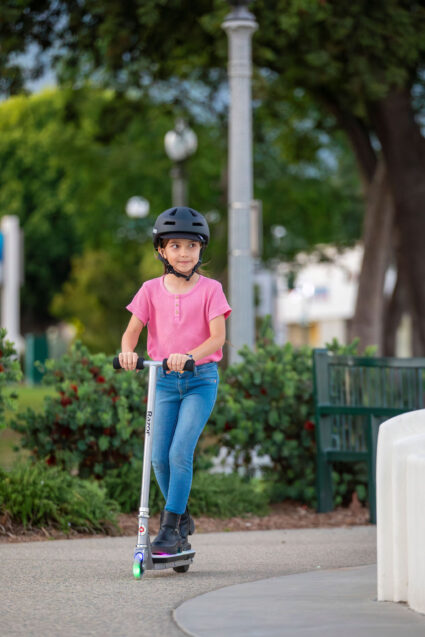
[162,358,195,372]
[113,356,144,370]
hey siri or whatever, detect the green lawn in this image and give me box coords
[1,384,55,470]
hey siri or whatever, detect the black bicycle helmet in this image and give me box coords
[152,207,210,249]
[152,207,210,281]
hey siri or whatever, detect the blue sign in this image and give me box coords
[0,233,3,261]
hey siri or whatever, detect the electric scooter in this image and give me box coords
[113,356,196,579]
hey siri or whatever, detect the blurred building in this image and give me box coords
[252,244,411,355]
[276,245,361,348]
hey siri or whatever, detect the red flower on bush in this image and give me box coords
[0,364,4,373]
[70,384,78,394]
[96,376,106,384]
[60,426,72,439]
[304,420,315,431]
[260,387,268,396]
[60,396,72,407]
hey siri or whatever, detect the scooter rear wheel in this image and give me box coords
[173,564,190,573]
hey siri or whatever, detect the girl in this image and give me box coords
[119,206,231,554]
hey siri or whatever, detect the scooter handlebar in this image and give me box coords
[112,357,195,372]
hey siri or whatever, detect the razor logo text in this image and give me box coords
[146,411,152,435]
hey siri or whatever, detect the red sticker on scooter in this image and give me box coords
[139,525,146,534]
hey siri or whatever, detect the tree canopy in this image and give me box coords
[3,0,425,351]
[0,85,361,349]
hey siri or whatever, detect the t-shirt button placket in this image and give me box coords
[174,295,180,321]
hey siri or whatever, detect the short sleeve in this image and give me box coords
[207,282,232,322]
[126,284,150,325]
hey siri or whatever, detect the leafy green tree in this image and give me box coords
[0,87,228,334]
[3,1,425,351]
[51,247,161,353]
[0,92,80,330]
[0,85,361,350]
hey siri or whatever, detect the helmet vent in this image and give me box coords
[193,222,203,226]
[164,221,176,225]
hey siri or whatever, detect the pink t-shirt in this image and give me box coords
[126,275,232,365]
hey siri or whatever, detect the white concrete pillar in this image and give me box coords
[222,3,257,363]
[392,434,425,601]
[1,215,23,351]
[406,453,425,613]
[376,409,425,601]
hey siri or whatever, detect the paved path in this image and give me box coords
[1,527,376,637]
[175,564,425,637]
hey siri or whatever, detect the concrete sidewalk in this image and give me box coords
[1,526,379,636]
[175,564,425,637]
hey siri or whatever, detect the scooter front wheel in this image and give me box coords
[133,560,145,579]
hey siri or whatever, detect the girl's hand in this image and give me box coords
[119,351,138,371]
[167,353,190,373]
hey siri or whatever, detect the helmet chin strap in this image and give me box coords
[158,251,204,282]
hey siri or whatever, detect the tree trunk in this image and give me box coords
[370,88,425,354]
[349,160,394,353]
[382,237,406,356]
[319,96,396,353]
[383,225,424,356]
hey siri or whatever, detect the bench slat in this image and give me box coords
[313,349,425,524]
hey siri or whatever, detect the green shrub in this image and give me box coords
[103,461,163,514]
[103,462,269,517]
[207,323,316,504]
[0,461,119,533]
[0,328,23,427]
[11,341,147,478]
[189,472,269,518]
[207,321,370,508]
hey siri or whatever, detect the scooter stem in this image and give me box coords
[136,362,160,558]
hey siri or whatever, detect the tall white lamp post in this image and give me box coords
[222,1,257,363]
[164,119,198,207]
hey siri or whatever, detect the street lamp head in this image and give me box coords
[126,196,150,218]
[227,0,251,6]
[164,119,198,163]
[224,0,255,22]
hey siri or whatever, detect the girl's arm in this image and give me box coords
[119,314,144,370]
[167,315,226,371]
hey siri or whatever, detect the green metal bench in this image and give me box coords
[312,348,425,523]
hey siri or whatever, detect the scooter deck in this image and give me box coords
[151,549,195,565]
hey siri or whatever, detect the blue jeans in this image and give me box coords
[151,362,219,515]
